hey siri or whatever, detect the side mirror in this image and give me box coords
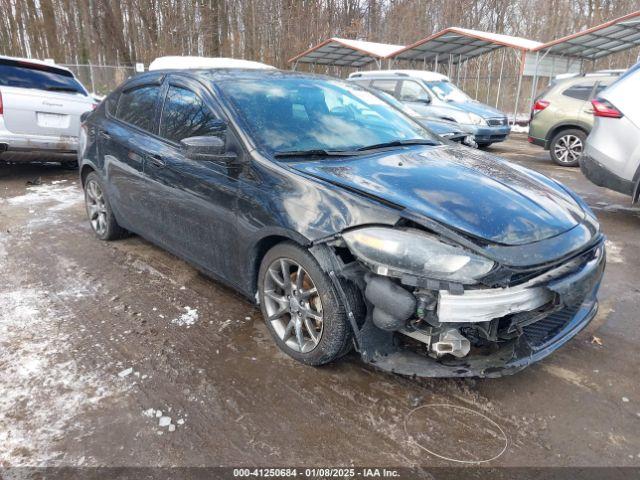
[181,135,226,159]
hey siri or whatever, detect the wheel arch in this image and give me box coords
[248,229,313,300]
[80,162,97,188]
[546,122,590,144]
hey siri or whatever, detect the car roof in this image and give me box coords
[148,56,276,71]
[349,69,450,81]
[0,54,74,76]
[117,68,342,92]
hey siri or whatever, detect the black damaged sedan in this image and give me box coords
[79,69,605,377]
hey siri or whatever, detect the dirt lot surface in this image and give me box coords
[1,135,639,468]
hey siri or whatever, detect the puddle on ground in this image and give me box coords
[404,403,508,464]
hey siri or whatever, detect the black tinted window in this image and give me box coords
[105,92,119,115]
[0,63,86,95]
[593,81,612,97]
[159,86,220,143]
[116,86,160,132]
[562,83,594,101]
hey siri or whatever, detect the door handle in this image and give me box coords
[100,130,112,139]
[147,154,166,168]
[584,109,594,114]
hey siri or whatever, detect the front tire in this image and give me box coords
[258,242,354,366]
[550,129,586,167]
[83,172,127,241]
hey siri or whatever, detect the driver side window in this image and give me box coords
[160,85,221,143]
[400,81,430,103]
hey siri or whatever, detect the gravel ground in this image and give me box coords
[0,134,639,468]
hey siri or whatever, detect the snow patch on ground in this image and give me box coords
[510,124,529,134]
[0,286,123,465]
[605,240,624,264]
[7,182,82,212]
[0,231,8,259]
[171,306,199,326]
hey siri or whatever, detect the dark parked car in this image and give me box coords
[79,69,605,377]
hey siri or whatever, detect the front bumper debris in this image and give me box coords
[438,284,553,323]
[320,236,605,378]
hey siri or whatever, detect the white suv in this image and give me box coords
[0,55,96,166]
[582,62,640,200]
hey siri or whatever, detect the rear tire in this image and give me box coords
[83,172,128,241]
[550,129,585,167]
[258,242,356,366]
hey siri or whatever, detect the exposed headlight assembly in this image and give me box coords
[342,227,494,284]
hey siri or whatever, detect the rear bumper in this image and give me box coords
[528,135,547,148]
[0,119,78,155]
[580,154,634,196]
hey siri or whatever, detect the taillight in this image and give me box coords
[532,99,550,114]
[0,91,3,115]
[591,98,623,118]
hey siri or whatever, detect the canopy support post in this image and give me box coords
[486,50,494,103]
[512,50,525,125]
[434,53,439,73]
[475,58,481,99]
[495,49,506,108]
[456,53,462,84]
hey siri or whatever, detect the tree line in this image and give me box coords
[1,0,638,69]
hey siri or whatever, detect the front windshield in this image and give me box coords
[218,77,441,154]
[425,81,470,103]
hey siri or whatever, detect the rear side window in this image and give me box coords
[593,81,613,97]
[399,80,430,102]
[562,83,594,101]
[159,86,220,143]
[370,80,398,97]
[105,92,120,116]
[0,62,86,95]
[116,86,161,133]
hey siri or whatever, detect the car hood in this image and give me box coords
[289,146,586,246]
[419,118,464,135]
[454,100,506,119]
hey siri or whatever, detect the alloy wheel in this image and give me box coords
[85,179,108,236]
[554,134,583,164]
[263,258,324,353]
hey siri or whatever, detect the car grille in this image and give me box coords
[522,305,580,347]
[487,117,508,126]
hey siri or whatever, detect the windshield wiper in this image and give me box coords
[274,149,359,158]
[356,139,439,152]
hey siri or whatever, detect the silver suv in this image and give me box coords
[349,70,510,147]
[0,56,96,165]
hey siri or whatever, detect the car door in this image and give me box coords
[143,76,240,281]
[398,80,434,118]
[99,80,164,232]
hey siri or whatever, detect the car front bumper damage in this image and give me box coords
[315,236,605,378]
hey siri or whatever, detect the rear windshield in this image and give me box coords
[0,62,87,96]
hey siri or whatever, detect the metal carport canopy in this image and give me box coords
[533,10,640,59]
[288,38,405,68]
[389,27,542,63]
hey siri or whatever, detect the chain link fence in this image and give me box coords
[60,64,138,96]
